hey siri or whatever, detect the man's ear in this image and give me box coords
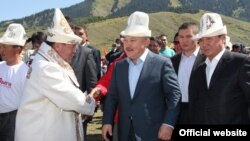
[15,46,23,54]
[219,35,226,45]
[144,38,151,47]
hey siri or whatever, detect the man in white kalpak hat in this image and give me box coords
[189,13,250,124]
[15,8,96,141]
[102,11,181,141]
[0,23,29,141]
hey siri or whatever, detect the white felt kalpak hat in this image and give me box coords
[193,13,227,40]
[122,11,151,37]
[47,8,81,44]
[0,23,27,46]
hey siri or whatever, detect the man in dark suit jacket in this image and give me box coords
[189,12,250,124]
[87,45,102,80]
[102,11,181,141]
[71,25,97,94]
[171,22,205,124]
[70,44,97,93]
[71,25,98,141]
[74,25,102,80]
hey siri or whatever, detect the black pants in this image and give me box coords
[0,110,17,141]
[176,102,190,124]
[172,103,189,141]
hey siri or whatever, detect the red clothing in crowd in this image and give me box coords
[96,53,127,123]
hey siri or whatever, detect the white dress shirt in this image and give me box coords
[178,48,199,102]
[205,48,225,87]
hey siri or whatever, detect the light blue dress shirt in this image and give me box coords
[127,49,148,99]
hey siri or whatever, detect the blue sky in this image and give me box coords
[0,0,84,22]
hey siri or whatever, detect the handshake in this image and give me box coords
[83,87,101,105]
[88,87,102,99]
[81,87,102,121]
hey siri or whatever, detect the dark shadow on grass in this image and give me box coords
[94,115,103,119]
[90,119,102,125]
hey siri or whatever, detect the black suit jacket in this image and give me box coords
[189,50,250,124]
[71,44,97,93]
[103,51,181,141]
[87,45,102,80]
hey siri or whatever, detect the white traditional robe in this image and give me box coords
[15,42,96,141]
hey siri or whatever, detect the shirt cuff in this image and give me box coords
[162,123,174,129]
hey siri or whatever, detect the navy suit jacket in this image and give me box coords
[103,51,181,141]
[189,50,250,124]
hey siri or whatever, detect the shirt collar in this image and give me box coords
[81,42,87,46]
[205,48,226,65]
[127,48,149,64]
[193,47,199,56]
[181,47,199,58]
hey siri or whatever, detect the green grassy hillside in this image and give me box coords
[1,11,249,55]
[1,0,250,28]
[85,11,250,53]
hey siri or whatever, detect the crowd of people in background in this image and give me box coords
[0,8,250,141]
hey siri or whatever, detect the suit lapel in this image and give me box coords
[172,53,182,74]
[120,60,132,101]
[190,52,207,89]
[199,62,209,90]
[192,52,205,72]
[208,51,231,89]
[132,52,154,100]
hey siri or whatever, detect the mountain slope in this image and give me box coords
[1,0,250,28]
[86,11,250,50]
